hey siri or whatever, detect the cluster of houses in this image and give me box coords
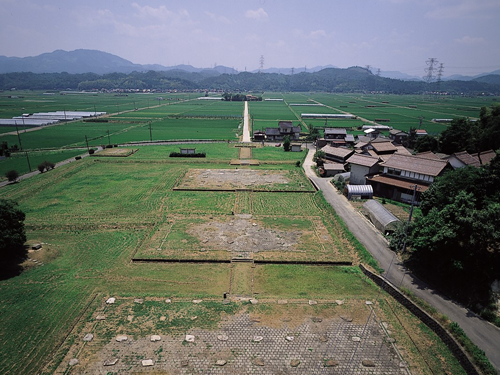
[253,121,301,142]
[316,127,496,204]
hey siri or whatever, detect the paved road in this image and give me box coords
[303,147,500,373]
[242,101,251,142]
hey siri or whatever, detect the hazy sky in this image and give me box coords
[1,0,499,76]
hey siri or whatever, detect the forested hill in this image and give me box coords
[1,67,500,95]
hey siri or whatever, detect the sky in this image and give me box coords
[1,0,499,77]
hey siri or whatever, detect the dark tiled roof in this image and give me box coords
[371,142,397,153]
[347,153,380,167]
[471,150,497,165]
[367,174,430,191]
[265,128,280,135]
[325,128,347,135]
[381,153,448,176]
[321,145,354,159]
[453,151,480,167]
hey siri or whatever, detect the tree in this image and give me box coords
[5,170,19,182]
[283,135,291,151]
[0,199,26,261]
[414,134,439,153]
[306,124,319,141]
[313,150,326,166]
[406,156,500,309]
[37,160,56,173]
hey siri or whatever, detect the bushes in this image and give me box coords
[37,161,55,173]
[5,170,19,182]
[169,152,206,158]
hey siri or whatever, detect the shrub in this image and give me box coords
[295,161,301,167]
[37,161,56,173]
[88,149,95,155]
[75,156,82,160]
[105,144,113,149]
[5,170,19,182]
[169,152,206,158]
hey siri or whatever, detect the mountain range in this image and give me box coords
[1,49,499,82]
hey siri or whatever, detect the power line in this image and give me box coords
[424,58,439,83]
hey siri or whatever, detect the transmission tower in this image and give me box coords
[436,63,444,92]
[376,68,381,77]
[259,55,264,73]
[291,67,294,75]
[424,58,439,83]
[365,65,371,73]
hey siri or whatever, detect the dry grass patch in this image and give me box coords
[95,148,138,157]
[134,214,349,262]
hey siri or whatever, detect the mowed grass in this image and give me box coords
[0,148,85,180]
[253,265,376,299]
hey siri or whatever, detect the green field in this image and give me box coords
[0,92,483,374]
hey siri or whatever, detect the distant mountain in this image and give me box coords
[251,65,338,74]
[0,49,144,74]
[379,71,422,81]
[0,49,235,75]
[472,74,500,85]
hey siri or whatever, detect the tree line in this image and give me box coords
[1,68,500,95]
[390,105,500,325]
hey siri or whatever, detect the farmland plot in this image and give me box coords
[135,214,348,262]
[175,168,313,191]
[0,141,473,375]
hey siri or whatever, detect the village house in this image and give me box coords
[447,151,481,169]
[415,129,428,137]
[366,153,449,203]
[346,154,380,185]
[389,129,408,144]
[265,121,301,141]
[472,149,497,165]
[319,162,345,177]
[321,145,354,164]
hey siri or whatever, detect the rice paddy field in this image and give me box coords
[0,91,493,374]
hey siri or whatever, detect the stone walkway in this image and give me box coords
[67,311,410,374]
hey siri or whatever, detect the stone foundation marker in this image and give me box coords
[106,297,115,304]
[103,358,118,366]
[69,358,79,366]
[83,333,93,342]
[142,359,154,367]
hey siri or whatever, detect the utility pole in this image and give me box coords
[149,121,152,142]
[85,135,90,153]
[107,130,111,145]
[401,184,420,254]
[25,151,31,172]
[15,122,22,150]
[436,63,444,92]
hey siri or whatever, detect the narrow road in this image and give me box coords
[0,147,102,188]
[242,101,251,143]
[303,147,500,373]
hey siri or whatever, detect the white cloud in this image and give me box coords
[245,8,268,21]
[205,11,231,24]
[131,3,175,21]
[454,36,486,44]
